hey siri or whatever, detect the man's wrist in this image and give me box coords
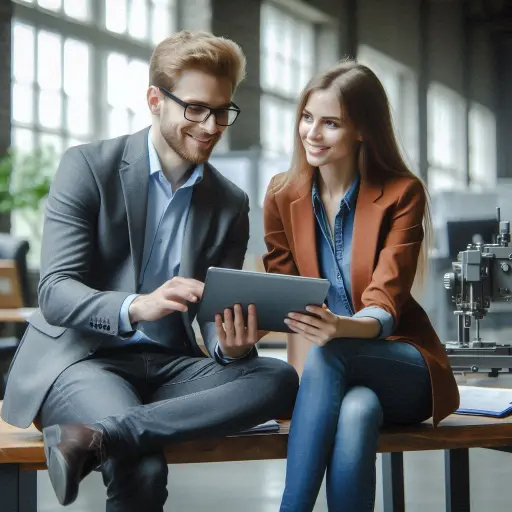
[119,294,140,334]
[218,344,253,359]
[128,296,143,324]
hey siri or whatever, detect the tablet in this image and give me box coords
[197,267,330,333]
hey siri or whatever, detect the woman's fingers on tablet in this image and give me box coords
[287,322,320,345]
[287,312,322,329]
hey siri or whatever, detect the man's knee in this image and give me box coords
[102,453,168,508]
[260,357,298,389]
[251,357,299,415]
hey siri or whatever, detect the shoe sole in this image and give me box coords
[43,425,79,506]
[42,424,60,464]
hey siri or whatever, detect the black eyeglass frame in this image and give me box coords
[158,87,241,126]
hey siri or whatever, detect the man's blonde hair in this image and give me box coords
[149,30,246,93]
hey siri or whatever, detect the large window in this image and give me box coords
[12,22,92,155]
[17,0,92,22]
[13,0,177,151]
[357,45,419,174]
[105,0,173,45]
[11,0,177,265]
[427,82,466,192]
[469,102,497,190]
[260,2,315,158]
[17,0,172,41]
[106,53,149,138]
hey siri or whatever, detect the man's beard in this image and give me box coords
[160,123,220,164]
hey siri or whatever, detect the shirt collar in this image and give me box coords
[312,170,360,211]
[147,128,204,188]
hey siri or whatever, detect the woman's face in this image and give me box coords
[298,88,361,168]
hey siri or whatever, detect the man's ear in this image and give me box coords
[147,86,161,115]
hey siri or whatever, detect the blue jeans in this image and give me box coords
[280,338,432,512]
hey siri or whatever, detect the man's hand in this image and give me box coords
[129,277,204,323]
[215,304,266,359]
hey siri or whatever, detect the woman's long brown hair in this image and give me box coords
[277,59,432,289]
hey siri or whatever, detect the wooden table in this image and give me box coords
[2,410,512,511]
[0,308,36,323]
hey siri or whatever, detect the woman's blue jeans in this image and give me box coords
[280,338,432,512]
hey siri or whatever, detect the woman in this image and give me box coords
[262,60,459,511]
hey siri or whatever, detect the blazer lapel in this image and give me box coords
[179,164,216,279]
[350,178,385,312]
[290,170,321,278]
[119,128,150,291]
[179,165,216,343]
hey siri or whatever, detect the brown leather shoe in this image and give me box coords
[43,424,106,506]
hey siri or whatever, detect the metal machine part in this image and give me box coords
[443,208,512,375]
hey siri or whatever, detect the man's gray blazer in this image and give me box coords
[1,127,251,429]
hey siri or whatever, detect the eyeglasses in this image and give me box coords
[158,87,241,126]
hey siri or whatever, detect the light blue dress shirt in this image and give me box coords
[312,172,394,338]
[109,130,239,362]
[106,129,203,347]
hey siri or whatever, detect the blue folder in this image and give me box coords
[456,386,512,418]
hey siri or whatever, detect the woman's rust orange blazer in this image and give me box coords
[262,169,460,427]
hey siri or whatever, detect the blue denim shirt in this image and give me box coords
[312,172,394,338]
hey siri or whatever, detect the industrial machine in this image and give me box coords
[444,208,512,375]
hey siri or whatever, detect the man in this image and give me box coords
[1,30,298,511]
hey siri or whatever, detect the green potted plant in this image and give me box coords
[0,146,55,244]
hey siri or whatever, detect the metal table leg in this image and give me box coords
[445,448,470,512]
[382,452,405,512]
[0,465,37,512]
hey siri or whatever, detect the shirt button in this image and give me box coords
[337,272,341,280]
[158,239,163,244]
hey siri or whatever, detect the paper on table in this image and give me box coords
[456,386,512,418]
[237,420,280,435]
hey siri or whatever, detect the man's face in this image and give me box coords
[153,69,233,164]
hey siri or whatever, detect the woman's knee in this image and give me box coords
[339,386,383,428]
[300,344,345,387]
[304,344,336,371]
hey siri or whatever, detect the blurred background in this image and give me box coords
[1,0,512,510]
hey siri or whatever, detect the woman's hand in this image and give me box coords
[284,305,341,347]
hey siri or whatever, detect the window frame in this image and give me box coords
[259,1,318,159]
[12,0,177,146]
[357,44,420,175]
[10,0,177,266]
[469,101,497,190]
[427,81,467,192]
